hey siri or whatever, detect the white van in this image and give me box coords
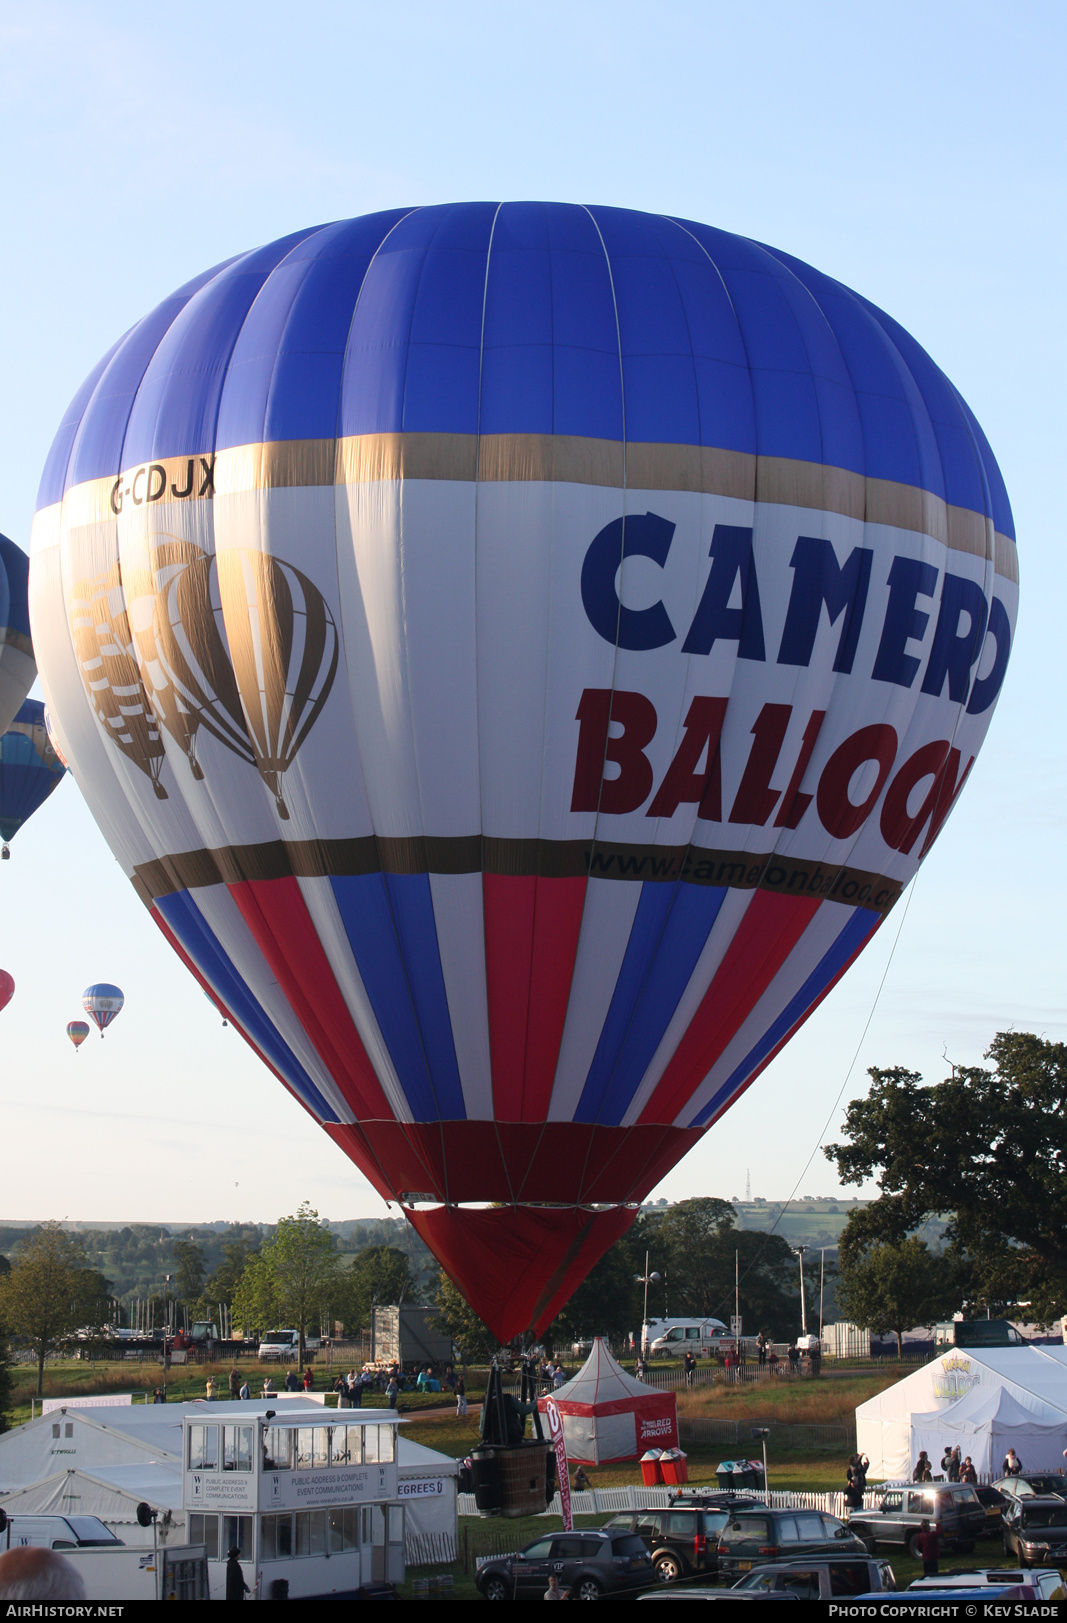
[1,1515,123,1549]
[645,1317,729,1357]
[257,1328,321,1359]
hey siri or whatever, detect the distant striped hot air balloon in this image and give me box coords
[82,983,124,1036]
[66,1019,90,1051]
[30,205,1016,1340]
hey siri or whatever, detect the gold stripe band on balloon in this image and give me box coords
[43,432,1018,586]
[131,834,904,917]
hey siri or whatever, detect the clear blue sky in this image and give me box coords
[0,1,1062,1222]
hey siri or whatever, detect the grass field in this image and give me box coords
[4,1358,459,1429]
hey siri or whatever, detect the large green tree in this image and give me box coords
[548,1199,813,1348]
[0,1317,13,1434]
[200,1232,260,1319]
[340,1246,416,1334]
[433,1276,502,1366]
[172,1238,206,1309]
[835,1237,957,1356]
[231,1204,340,1361]
[825,1032,1067,1321]
[0,1224,109,1395]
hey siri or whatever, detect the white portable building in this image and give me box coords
[397,1434,459,1566]
[857,1345,1067,1480]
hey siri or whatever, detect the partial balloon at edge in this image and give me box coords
[0,971,14,1014]
[0,699,67,855]
[0,534,36,739]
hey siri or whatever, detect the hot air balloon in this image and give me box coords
[29,205,1017,1341]
[82,983,124,1036]
[0,534,36,738]
[0,699,68,857]
[66,1019,90,1050]
[0,970,14,1013]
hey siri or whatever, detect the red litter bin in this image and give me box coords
[660,1448,689,1485]
[640,1449,664,1486]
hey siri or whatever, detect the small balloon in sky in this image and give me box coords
[0,970,14,1013]
[66,1019,90,1051]
[82,983,124,1037]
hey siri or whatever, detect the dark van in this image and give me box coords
[717,1508,866,1579]
[849,1483,987,1557]
[603,1497,760,1582]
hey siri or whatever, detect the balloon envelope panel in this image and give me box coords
[29,205,1017,1339]
[0,699,67,843]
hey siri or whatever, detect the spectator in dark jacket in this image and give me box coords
[915,1519,939,1576]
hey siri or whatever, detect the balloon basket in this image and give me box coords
[471,1441,550,1517]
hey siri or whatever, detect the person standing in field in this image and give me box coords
[915,1518,939,1577]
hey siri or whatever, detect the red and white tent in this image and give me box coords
[538,1338,678,1465]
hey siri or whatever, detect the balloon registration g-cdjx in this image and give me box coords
[28,204,1017,1340]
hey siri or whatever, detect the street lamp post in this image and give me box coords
[794,1247,808,1339]
[751,1426,770,1503]
[633,1253,662,1357]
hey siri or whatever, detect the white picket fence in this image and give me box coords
[458,1483,865,1520]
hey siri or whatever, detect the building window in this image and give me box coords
[222,1425,253,1472]
[188,1513,219,1560]
[295,1509,327,1557]
[188,1425,219,1470]
[221,1515,253,1561]
[64,1424,73,1439]
[260,1514,293,1561]
[263,1427,293,1471]
[52,1424,60,1439]
[329,1424,358,1466]
[365,1425,395,1463]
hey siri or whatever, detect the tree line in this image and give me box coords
[1,1029,1059,1412]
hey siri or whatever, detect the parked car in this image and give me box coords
[728,1557,897,1597]
[993,1472,1067,1501]
[0,1515,123,1550]
[716,1508,866,1580]
[848,1482,986,1556]
[1000,1496,1067,1568]
[909,1567,1065,1600]
[475,1529,656,1600]
[973,1484,1009,1534]
[603,1496,761,1581]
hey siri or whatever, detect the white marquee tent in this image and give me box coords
[857,1345,1067,1481]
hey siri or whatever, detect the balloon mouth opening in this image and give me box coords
[396,1194,641,1213]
